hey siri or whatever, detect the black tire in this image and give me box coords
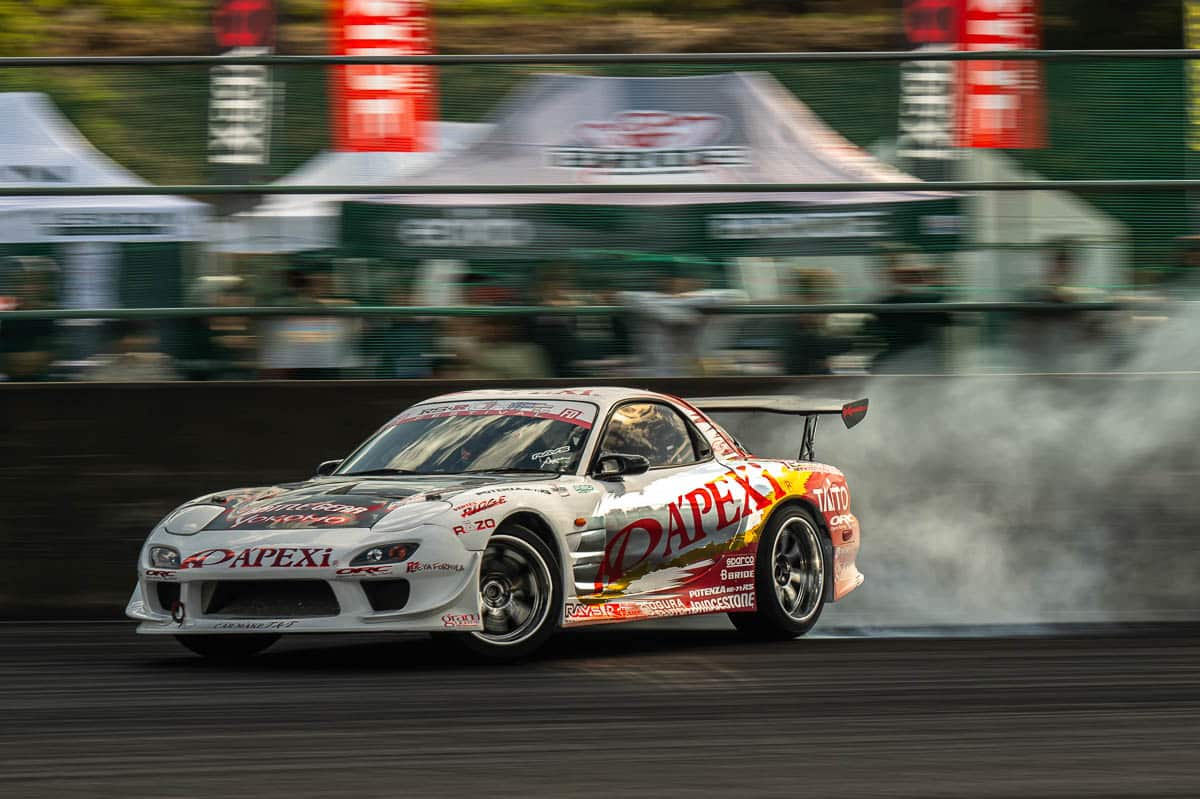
[729,505,828,640]
[435,523,562,661]
[174,634,279,660]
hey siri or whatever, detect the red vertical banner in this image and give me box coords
[330,0,437,152]
[956,0,1045,149]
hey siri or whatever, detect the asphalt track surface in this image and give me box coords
[1,621,1198,798]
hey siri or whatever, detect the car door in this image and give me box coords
[587,400,731,597]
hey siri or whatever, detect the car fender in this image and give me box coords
[446,482,599,553]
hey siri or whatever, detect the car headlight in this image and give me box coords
[350,542,419,567]
[149,546,181,569]
[163,505,224,535]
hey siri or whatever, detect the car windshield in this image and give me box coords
[338,399,597,476]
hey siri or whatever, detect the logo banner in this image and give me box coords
[897,0,960,179]
[330,0,437,152]
[956,0,1045,149]
[1187,0,1200,153]
[207,0,276,173]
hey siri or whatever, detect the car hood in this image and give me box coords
[196,474,554,531]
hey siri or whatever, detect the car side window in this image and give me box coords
[599,402,699,468]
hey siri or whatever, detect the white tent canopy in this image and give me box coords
[0,92,208,243]
[216,121,490,254]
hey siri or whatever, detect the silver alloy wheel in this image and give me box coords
[772,516,824,623]
[471,533,553,647]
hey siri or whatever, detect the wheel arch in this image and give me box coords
[499,510,563,568]
[759,496,837,604]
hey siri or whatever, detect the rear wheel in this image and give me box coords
[174,634,279,660]
[438,524,561,660]
[729,506,828,639]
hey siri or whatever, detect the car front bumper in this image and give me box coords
[126,525,486,634]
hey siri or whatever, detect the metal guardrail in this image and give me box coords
[4,50,1200,66]
[0,301,1160,321]
[1,181,1198,196]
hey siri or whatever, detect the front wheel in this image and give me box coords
[174,634,279,660]
[437,524,562,660]
[729,506,828,639]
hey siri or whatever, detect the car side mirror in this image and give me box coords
[316,459,343,477]
[595,453,650,479]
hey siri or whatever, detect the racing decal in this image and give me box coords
[440,612,480,628]
[335,565,393,576]
[144,569,176,580]
[405,560,465,574]
[564,550,758,626]
[476,486,555,496]
[454,497,505,517]
[567,458,860,626]
[180,547,333,570]
[588,461,803,597]
[388,399,597,430]
[811,481,850,513]
[210,620,299,630]
[204,494,395,531]
[453,518,496,536]
[670,396,747,461]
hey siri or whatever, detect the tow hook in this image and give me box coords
[171,601,186,624]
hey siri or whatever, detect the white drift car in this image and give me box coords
[127,387,867,659]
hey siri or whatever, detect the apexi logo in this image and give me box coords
[181,547,333,569]
[455,497,506,517]
[548,110,749,174]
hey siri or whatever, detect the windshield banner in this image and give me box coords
[389,399,597,429]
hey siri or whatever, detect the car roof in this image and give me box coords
[421,386,678,414]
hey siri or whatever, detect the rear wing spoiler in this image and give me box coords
[688,396,868,460]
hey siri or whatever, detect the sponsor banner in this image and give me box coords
[708,210,889,241]
[330,0,437,152]
[398,209,536,248]
[1190,0,1200,153]
[208,0,276,174]
[956,0,1045,149]
[548,110,750,177]
[0,165,72,183]
[898,1,959,179]
[390,399,597,430]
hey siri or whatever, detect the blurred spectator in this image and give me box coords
[575,287,633,375]
[781,267,856,375]
[526,266,583,377]
[443,273,550,380]
[1016,242,1108,372]
[205,283,258,380]
[865,249,952,374]
[259,266,362,379]
[621,271,744,377]
[182,278,257,380]
[84,319,179,382]
[0,257,59,382]
[375,283,435,379]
